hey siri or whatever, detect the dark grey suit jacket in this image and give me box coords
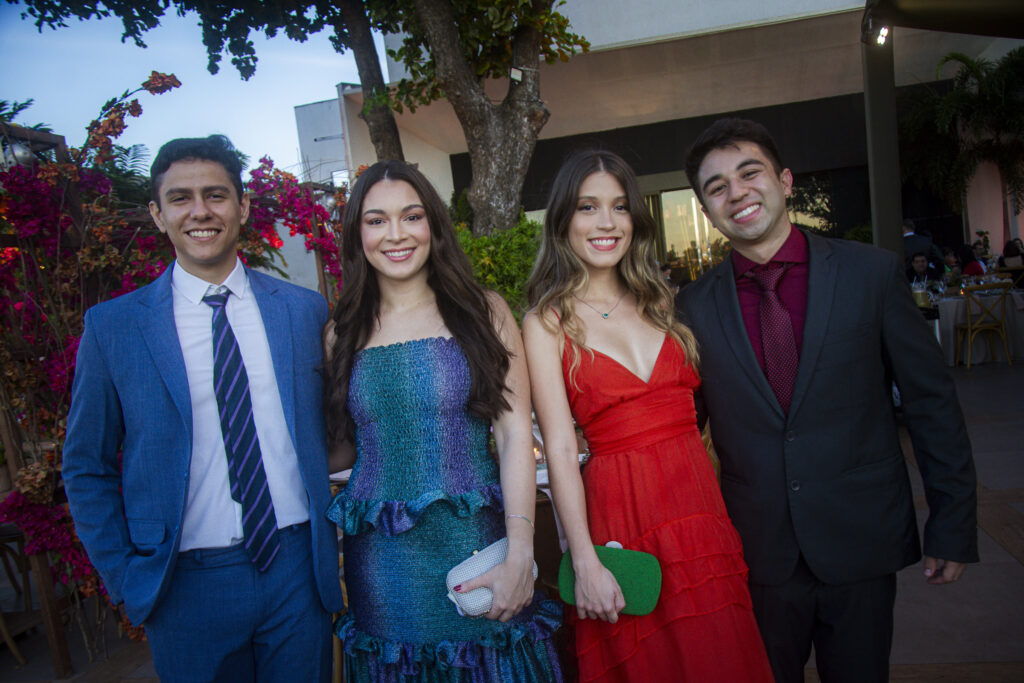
[678,231,977,586]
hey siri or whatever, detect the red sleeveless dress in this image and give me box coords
[564,336,773,682]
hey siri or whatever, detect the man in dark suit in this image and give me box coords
[676,118,977,683]
[902,219,944,273]
[63,135,343,680]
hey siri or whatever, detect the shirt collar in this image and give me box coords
[171,259,248,305]
[732,226,808,279]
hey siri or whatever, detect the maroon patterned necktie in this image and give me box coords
[744,263,798,413]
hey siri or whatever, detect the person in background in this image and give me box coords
[63,135,343,681]
[677,117,977,683]
[660,261,680,294]
[998,238,1024,288]
[942,246,962,281]
[902,219,943,273]
[907,252,940,285]
[998,238,1023,268]
[972,240,990,272]
[959,244,986,277]
[523,149,772,682]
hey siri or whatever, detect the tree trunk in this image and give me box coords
[337,0,404,161]
[462,83,549,235]
[411,0,552,234]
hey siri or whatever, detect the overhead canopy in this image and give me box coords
[362,10,1011,157]
[867,0,1024,39]
[861,0,1024,253]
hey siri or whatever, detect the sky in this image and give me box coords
[1,2,380,176]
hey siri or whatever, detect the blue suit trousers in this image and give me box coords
[144,523,332,682]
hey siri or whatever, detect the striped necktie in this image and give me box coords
[203,287,280,571]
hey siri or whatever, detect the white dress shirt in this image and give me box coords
[172,260,309,551]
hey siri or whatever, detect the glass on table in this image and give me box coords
[911,282,930,307]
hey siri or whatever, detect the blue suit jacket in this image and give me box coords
[63,265,344,624]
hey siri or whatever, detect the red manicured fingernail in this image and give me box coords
[454,584,462,592]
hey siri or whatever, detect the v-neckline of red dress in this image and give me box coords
[587,334,669,386]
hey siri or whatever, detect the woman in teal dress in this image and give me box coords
[324,160,563,681]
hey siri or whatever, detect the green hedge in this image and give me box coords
[456,215,541,320]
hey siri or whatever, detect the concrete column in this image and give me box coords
[861,35,903,256]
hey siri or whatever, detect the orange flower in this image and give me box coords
[36,163,80,186]
[142,71,182,95]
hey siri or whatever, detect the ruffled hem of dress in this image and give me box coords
[326,482,503,536]
[592,511,748,590]
[572,558,753,646]
[573,581,760,680]
[335,596,562,675]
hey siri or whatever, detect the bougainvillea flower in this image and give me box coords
[141,71,182,95]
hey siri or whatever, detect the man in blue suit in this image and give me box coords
[63,135,343,681]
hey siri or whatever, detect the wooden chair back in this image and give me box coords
[994,267,1024,288]
[963,281,1011,330]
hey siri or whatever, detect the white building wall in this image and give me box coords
[293,98,348,185]
[341,94,455,203]
[258,223,321,293]
[399,133,456,205]
[559,0,860,50]
[279,99,346,292]
[383,0,861,77]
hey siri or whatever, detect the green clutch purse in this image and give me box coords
[558,544,662,616]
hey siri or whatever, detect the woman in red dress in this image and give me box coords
[522,150,773,682]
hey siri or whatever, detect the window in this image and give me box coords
[658,188,730,282]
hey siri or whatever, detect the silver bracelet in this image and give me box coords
[505,513,534,529]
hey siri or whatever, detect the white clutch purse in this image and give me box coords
[445,537,538,617]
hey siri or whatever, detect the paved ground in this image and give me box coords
[1,363,1022,681]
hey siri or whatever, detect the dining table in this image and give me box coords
[935,289,1024,366]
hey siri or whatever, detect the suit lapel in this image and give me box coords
[250,271,298,449]
[710,259,783,415]
[136,267,193,443]
[789,232,836,419]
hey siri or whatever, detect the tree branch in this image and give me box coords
[336,0,405,160]
[408,0,491,121]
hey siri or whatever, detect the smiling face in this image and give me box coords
[359,179,431,287]
[696,141,793,262]
[149,158,249,284]
[568,171,633,274]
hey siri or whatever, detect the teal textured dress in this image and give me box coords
[326,337,563,682]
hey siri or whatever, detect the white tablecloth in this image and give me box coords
[936,290,1024,366]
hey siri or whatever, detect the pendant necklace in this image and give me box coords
[574,291,627,319]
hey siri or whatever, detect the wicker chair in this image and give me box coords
[955,282,1013,369]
